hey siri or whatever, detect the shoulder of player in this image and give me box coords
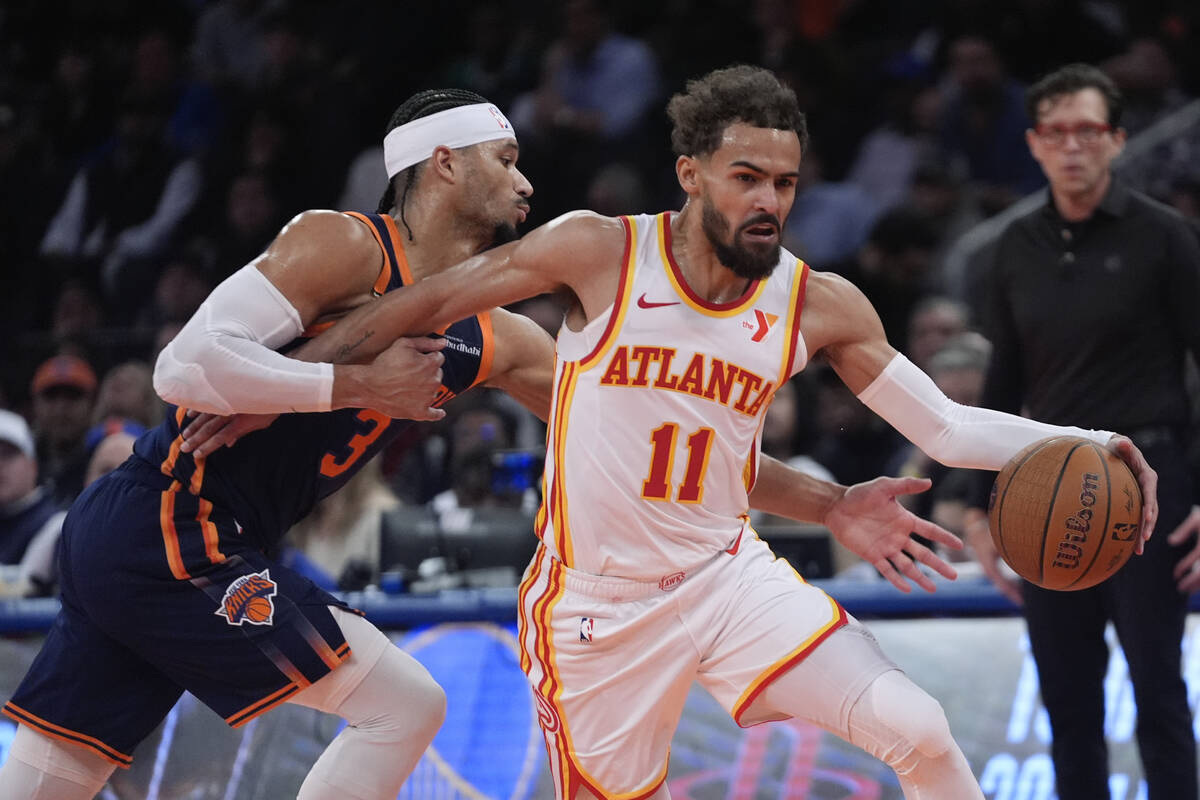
[279,209,379,257]
[260,210,383,314]
[799,269,881,349]
[521,210,627,264]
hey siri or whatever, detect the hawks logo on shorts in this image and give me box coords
[215,569,278,627]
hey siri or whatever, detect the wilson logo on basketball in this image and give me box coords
[215,569,278,627]
[1052,472,1099,570]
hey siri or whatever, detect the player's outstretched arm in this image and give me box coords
[807,271,1158,546]
[301,212,622,376]
[154,211,387,415]
[751,455,962,593]
[482,308,558,422]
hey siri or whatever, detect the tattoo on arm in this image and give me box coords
[335,330,375,363]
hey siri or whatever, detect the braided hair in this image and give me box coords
[376,89,490,240]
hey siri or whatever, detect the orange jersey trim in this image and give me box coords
[731,592,847,726]
[344,211,398,293]
[658,213,767,317]
[159,481,190,580]
[379,214,415,286]
[517,546,548,675]
[577,215,637,370]
[196,497,227,565]
[225,682,305,728]
[549,363,579,566]
[781,261,811,381]
[467,310,496,389]
[3,702,134,768]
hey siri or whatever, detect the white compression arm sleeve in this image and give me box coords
[153,266,334,414]
[856,354,1113,471]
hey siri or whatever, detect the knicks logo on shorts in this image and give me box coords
[215,569,278,627]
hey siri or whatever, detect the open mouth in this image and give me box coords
[741,223,779,242]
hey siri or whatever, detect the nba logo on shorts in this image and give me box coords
[580,617,594,643]
[215,569,278,627]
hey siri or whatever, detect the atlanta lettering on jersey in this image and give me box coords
[598,345,774,417]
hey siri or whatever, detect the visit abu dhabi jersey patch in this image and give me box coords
[215,569,278,627]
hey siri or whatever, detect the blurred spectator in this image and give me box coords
[838,207,941,353]
[29,354,97,506]
[782,141,881,266]
[585,161,651,216]
[286,459,401,591]
[206,170,287,279]
[39,91,203,311]
[904,294,970,372]
[441,2,539,113]
[0,410,65,598]
[429,396,539,524]
[938,34,1044,212]
[92,360,162,429]
[337,144,386,214]
[848,84,944,211]
[127,26,223,156]
[803,363,905,487]
[510,0,661,220]
[49,277,105,342]
[83,429,138,492]
[192,0,276,92]
[140,244,217,328]
[889,333,992,531]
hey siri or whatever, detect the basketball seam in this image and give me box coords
[1038,440,1085,587]
[995,437,1060,577]
[1065,443,1113,590]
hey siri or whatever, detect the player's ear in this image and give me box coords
[676,155,700,195]
[429,145,457,183]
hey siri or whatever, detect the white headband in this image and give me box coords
[383,102,517,178]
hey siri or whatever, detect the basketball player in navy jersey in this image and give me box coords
[0,90,550,800]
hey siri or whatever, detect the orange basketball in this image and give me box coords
[987,436,1142,591]
[244,596,273,623]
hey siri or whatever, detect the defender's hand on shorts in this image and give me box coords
[181,412,279,457]
[349,337,447,421]
[823,476,962,594]
[1107,434,1158,554]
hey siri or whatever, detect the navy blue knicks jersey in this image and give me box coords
[133,211,494,555]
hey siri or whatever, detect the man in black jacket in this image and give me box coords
[966,63,1200,800]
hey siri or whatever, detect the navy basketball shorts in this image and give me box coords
[3,462,354,767]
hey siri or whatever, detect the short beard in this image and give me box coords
[492,221,520,246]
[700,201,780,280]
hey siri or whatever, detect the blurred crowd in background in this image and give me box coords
[2,0,1200,596]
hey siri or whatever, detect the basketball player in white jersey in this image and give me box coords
[196,67,1158,799]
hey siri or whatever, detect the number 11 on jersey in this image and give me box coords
[641,423,715,503]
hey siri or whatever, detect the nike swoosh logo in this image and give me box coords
[637,293,680,309]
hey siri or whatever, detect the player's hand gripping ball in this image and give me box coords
[987,436,1142,590]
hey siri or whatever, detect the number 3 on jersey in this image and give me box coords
[641,423,715,503]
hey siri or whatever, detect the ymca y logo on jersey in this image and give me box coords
[215,569,278,627]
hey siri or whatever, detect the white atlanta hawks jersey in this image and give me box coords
[536,212,811,580]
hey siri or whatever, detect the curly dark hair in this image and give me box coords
[666,65,808,158]
[1025,63,1123,127]
[376,88,490,238]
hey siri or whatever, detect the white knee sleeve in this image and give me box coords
[0,724,117,800]
[849,669,953,769]
[848,670,983,800]
[291,608,446,800]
